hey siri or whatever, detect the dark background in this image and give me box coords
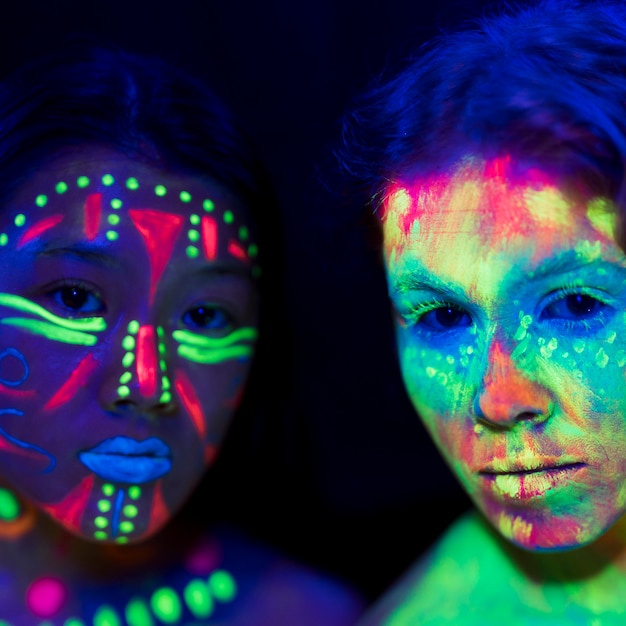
[0,0,502,603]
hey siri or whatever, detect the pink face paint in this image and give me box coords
[40,474,94,534]
[146,480,170,535]
[0,384,35,398]
[174,369,207,440]
[128,209,185,303]
[17,214,64,249]
[44,353,99,411]
[227,240,247,262]
[26,576,68,618]
[136,325,158,398]
[83,193,102,240]
[201,215,218,260]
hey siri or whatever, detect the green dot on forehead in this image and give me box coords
[126,177,139,190]
[55,181,68,194]
[190,214,200,225]
[180,190,192,202]
[14,213,26,226]
[0,234,7,246]
[35,194,47,207]
[76,175,90,188]
[203,198,214,212]
[155,184,167,196]
[239,226,249,240]
[102,174,115,186]
[111,198,123,209]
[223,210,234,224]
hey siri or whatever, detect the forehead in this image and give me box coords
[0,147,259,272]
[381,155,617,252]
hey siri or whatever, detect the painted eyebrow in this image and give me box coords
[391,254,626,298]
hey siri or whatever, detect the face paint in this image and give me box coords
[0,146,260,543]
[383,154,626,551]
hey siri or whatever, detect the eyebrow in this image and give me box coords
[391,253,626,296]
[35,242,124,269]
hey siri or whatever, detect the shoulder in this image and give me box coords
[355,510,522,626]
[206,523,368,626]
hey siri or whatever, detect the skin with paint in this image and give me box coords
[357,155,626,625]
[0,146,366,624]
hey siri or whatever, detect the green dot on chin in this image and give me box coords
[94,530,108,540]
[203,198,214,212]
[102,483,115,496]
[94,516,108,529]
[128,486,142,499]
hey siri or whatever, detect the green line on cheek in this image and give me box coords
[177,344,254,364]
[0,318,99,345]
[0,293,106,332]
[172,327,258,348]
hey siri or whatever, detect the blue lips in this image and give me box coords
[78,436,172,484]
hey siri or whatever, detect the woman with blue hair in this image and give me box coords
[338,0,626,623]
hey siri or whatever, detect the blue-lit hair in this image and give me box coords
[337,0,626,236]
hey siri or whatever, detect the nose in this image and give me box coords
[474,339,553,428]
[99,322,176,416]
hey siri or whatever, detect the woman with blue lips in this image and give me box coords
[0,42,366,624]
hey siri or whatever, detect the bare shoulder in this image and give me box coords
[355,510,520,626]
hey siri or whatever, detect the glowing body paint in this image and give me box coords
[0,150,260,550]
[382,155,626,552]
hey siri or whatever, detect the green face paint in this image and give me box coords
[382,155,626,552]
[173,327,258,364]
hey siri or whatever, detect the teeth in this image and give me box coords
[493,471,557,498]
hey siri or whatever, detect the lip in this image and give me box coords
[479,462,587,500]
[78,436,172,484]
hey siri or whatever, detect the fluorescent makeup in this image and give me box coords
[0,147,260,543]
[382,154,626,551]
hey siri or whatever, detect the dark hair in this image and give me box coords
[0,39,290,525]
[337,0,626,241]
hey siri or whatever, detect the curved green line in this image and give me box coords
[172,327,257,348]
[1,318,98,346]
[0,293,106,332]
[177,344,254,364]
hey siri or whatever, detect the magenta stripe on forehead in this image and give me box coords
[17,215,64,249]
[128,209,185,303]
[84,193,102,240]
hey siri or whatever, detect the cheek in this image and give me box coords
[174,360,251,446]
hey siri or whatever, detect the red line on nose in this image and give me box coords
[137,325,158,398]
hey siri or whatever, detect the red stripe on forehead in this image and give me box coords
[227,240,247,262]
[201,216,218,261]
[84,193,102,240]
[128,209,184,302]
[17,214,64,249]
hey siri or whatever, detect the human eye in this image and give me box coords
[46,281,106,317]
[539,287,612,332]
[181,304,233,333]
[407,300,473,332]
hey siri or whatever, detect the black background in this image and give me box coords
[0,0,503,603]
